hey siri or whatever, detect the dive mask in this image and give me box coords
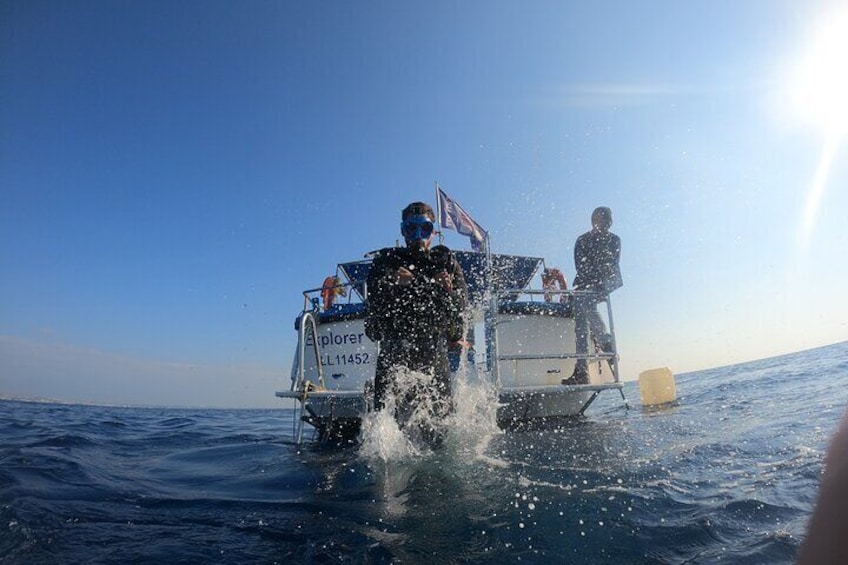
[401,215,435,241]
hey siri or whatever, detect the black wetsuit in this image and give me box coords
[573,229,622,294]
[572,228,622,375]
[364,245,467,419]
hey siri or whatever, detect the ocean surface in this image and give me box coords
[2,341,847,564]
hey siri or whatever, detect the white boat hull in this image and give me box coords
[496,383,622,427]
[282,273,624,441]
[277,380,623,436]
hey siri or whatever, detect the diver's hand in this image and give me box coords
[436,270,453,291]
[394,267,451,289]
[395,267,414,286]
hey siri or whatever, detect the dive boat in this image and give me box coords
[277,250,626,443]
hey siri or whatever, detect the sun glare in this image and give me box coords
[793,6,848,249]
[793,8,848,136]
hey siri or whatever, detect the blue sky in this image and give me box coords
[2,0,846,408]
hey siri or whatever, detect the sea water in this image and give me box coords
[2,341,847,563]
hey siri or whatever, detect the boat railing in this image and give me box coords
[283,309,325,443]
[492,287,620,384]
[290,279,369,393]
[300,281,367,313]
[292,310,324,391]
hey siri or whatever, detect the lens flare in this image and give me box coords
[799,135,841,249]
[793,7,848,248]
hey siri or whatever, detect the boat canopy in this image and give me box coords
[338,251,543,306]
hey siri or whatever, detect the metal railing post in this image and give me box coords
[604,295,619,384]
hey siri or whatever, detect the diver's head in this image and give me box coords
[401,201,436,251]
[591,206,613,231]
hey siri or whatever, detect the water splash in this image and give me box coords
[358,366,441,463]
[445,364,502,460]
[358,363,502,464]
[358,397,422,463]
[359,363,505,526]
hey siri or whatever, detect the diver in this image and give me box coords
[564,206,623,385]
[364,201,468,434]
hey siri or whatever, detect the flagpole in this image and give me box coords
[434,181,444,245]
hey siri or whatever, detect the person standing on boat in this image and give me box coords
[364,201,468,426]
[564,206,622,385]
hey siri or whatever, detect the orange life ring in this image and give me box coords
[542,268,568,303]
[321,276,347,311]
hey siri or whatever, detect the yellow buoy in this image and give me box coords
[638,367,677,406]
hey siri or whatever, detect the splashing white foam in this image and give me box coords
[359,400,422,463]
[358,366,440,463]
[446,364,502,452]
[359,362,502,464]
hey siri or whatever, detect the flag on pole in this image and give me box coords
[436,186,488,252]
